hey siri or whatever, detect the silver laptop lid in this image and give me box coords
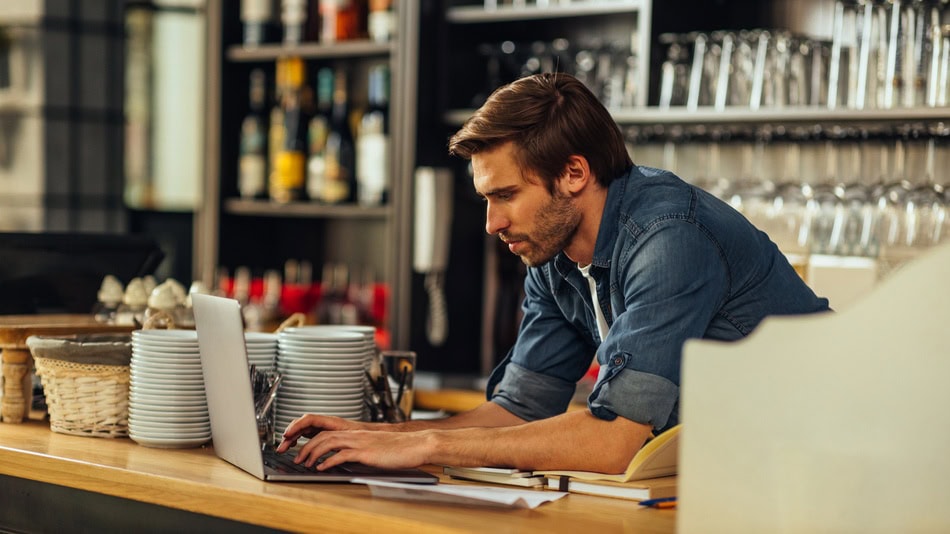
[192,293,267,479]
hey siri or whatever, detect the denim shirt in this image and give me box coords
[486,165,830,433]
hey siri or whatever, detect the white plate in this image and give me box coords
[275,365,364,377]
[277,389,363,399]
[244,332,278,343]
[133,329,199,342]
[131,350,202,363]
[130,434,210,449]
[278,352,368,364]
[129,388,207,402]
[279,327,365,340]
[276,410,363,420]
[129,417,211,437]
[130,370,204,382]
[279,378,364,390]
[131,341,200,353]
[130,366,204,379]
[278,389,364,402]
[276,352,366,364]
[128,407,209,421]
[277,397,363,408]
[130,342,200,353]
[283,325,375,337]
[280,380,364,395]
[129,357,203,370]
[128,402,208,415]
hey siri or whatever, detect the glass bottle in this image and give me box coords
[241,0,273,46]
[321,0,365,43]
[368,0,394,43]
[239,69,268,199]
[357,64,390,206]
[269,56,307,203]
[307,67,334,201]
[281,0,307,45]
[322,67,356,204]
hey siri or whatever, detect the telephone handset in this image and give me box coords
[413,167,453,346]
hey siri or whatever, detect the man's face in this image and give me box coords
[472,142,581,267]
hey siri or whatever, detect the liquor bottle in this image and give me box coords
[239,69,268,199]
[268,59,287,189]
[357,64,390,205]
[269,57,307,203]
[320,0,366,43]
[368,0,394,43]
[306,67,334,201]
[366,0,396,43]
[241,0,273,46]
[322,67,356,203]
[281,0,307,45]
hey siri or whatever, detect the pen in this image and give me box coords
[638,497,677,509]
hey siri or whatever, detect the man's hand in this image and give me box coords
[276,414,370,453]
[292,427,436,470]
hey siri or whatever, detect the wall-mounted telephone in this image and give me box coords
[413,167,453,346]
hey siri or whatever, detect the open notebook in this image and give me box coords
[191,293,437,484]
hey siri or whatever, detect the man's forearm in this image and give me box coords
[422,409,652,473]
[382,400,525,431]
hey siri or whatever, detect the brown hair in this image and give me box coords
[448,73,632,190]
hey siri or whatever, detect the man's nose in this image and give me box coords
[485,203,508,235]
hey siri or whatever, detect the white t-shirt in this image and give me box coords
[578,263,609,343]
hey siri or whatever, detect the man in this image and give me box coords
[277,73,830,473]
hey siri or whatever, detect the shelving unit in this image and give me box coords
[447,106,950,127]
[446,0,648,23]
[197,1,420,349]
[442,0,652,111]
[223,198,391,219]
[225,40,393,61]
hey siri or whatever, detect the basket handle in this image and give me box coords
[142,310,176,330]
[275,313,306,333]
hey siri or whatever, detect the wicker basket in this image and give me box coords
[27,334,131,438]
[32,357,130,438]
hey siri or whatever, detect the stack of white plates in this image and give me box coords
[245,332,278,370]
[275,326,374,431]
[128,329,210,449]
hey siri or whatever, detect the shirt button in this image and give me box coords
[613,356,623,366]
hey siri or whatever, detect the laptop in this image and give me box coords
[192,293,438,484]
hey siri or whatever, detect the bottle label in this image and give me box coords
[357,133,389,205]
[271,151,305,202]
[239,154,266,198]
[368,11,395,43]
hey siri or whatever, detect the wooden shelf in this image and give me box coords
[226,40,393,62]
[223,198,391,219]
[445,106,950,127]
[446,0,645,23]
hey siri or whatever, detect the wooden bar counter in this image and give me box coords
[0,419,675,533]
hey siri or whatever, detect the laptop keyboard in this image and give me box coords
[262,450,353,475]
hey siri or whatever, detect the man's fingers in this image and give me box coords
[317,448,355,470]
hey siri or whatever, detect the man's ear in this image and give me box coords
[559,155,593,195]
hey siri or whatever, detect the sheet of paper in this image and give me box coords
[351,478,566,509]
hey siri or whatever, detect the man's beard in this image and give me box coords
[502,191,581,267]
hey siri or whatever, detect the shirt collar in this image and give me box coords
[552,165,637,277]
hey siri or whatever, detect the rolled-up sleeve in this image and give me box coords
[491,362,579,421]
[486,267,595,421]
